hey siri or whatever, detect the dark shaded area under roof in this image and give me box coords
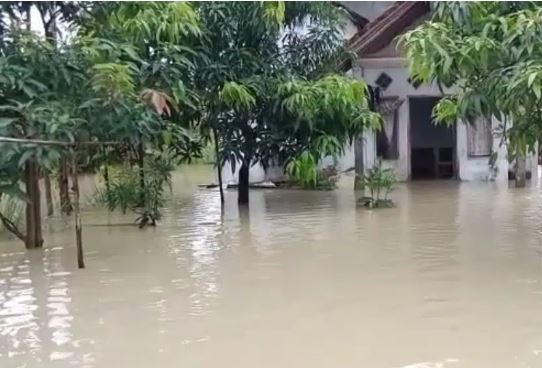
[338,1,429,71]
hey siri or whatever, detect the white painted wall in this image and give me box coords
[456,118,508,182]
[220,14,539,186]
[349,58,514,183]
[219,160,284,185]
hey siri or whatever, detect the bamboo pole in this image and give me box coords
[70,150,84,269]
[0,136,119,146]
[212,128,225,205]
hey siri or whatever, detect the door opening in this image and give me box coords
[409,97,455,179]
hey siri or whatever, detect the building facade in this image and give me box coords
[341,1,537,183]
[221,1,537,185]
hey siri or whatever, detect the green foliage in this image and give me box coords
[273,75,381,184]
[285,151,339,190]
[359,161,397,209]
[91,63,135,99]
[276,75,381,144]
[96,166,138,214]
[286,151,318,188]
[96,154,173,228]
[0,28,91,205]
[219,82,256,110]
[399,1,542,156]
[192,2,375,201]
[0,1,204,243]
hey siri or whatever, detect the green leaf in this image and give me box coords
[534,83,541,100]
[528,72,537,88]
[0,117,18,128]
[18,150,35,168]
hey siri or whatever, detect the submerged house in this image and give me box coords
[340,1,537,182]
[221,1,537,185]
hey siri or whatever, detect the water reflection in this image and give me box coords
[1,165,542,366]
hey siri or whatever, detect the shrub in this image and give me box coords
[360,160,397,208]
[96,154,173,227]
[285,152,339,190]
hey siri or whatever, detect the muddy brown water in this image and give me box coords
[2,165,542,367]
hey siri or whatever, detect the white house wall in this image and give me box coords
[350,59,513,183]
[220,60,537,185]
[219,160,283,185]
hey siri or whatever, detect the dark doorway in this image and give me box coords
[409,97,455,179]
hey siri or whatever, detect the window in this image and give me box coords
[467,117,492,157]
[375,72,393,90]
[376,98,401,160]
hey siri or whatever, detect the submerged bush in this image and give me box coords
[285,151,339,190]
[359,160,397,208]
[96,154,173,227]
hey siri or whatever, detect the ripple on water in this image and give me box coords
[1,169,542,366]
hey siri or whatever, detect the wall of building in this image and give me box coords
[220,60,537,185]
[219,160,284,185]
[352,59,513,183]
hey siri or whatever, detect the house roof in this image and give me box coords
[332,1,370,37]
[333,2,370,34]
[339,1,430,71]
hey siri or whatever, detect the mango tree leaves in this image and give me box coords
[400,2,542,154]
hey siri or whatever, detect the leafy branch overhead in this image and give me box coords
[399,1,542,154]
[0,0,382,243]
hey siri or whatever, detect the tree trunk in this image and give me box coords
[515,152,526,188]
[44,172,54,216]
[238,161,250,205]
[137,139,145,207]
[25,160,43,249]
[103,165,111,193]
[354,134,365,191]
[33,163,43,247]
[71,153,84,269]
[213,128,224,205]
[59,156,72,215]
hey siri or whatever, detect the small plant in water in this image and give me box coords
[359,160,397,208]
[96,153,173,228]
[285,151,340,190]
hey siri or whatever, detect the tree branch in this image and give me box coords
[0,207,26,243]
[0,136,120,147]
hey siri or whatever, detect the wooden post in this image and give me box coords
[33,162,43,246]
[44,171,54,216]
[71,151,84,269]
[24,159,43,248]
[24,161,37,249]
[213,127,224,205]
[354,134,364,191]
[59,155,72,215]
[137,136,146,207]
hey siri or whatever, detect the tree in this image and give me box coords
[0,29,89,247]
[274,75,381,188]
[78,2,203,226]
[194,1,377,205]
[0,4,185,248]
[400,2,542,187]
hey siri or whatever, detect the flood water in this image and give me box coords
[2,165,542,367]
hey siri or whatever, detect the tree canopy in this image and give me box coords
[0,1,380,248]
[400,1,542,157]
[193,2,380,202]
